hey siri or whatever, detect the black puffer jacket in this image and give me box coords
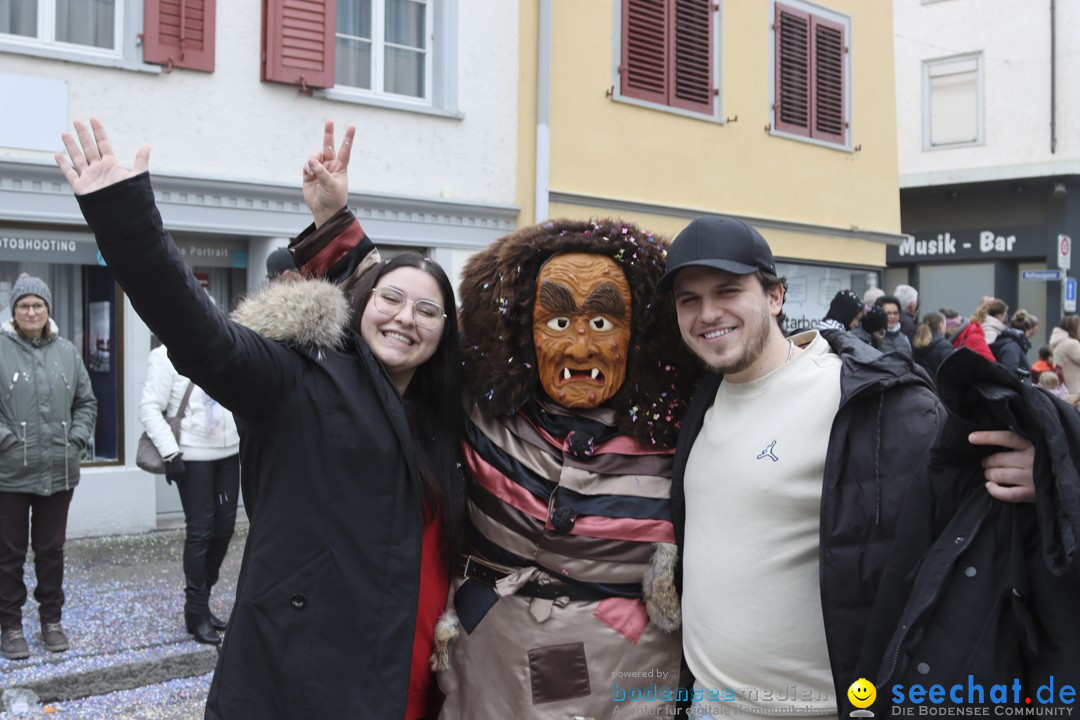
[672,330,946,711]
[857,349,1080,712]
[990,327,1032,377]
[913,332,954,382]
[77,175,425,719]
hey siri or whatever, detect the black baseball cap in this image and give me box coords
[266,247,297,278]
[656,215,776,294]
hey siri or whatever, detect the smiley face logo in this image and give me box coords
[847,678,876,709]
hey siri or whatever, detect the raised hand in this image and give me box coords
[303,121,356,228]
[970,429,1036,503]
[55,118,149,196]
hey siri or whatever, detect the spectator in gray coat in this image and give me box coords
[0,274,96,660]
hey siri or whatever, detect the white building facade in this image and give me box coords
[0,0,520,536]
[892,0,1079,350]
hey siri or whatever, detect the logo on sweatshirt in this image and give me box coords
[757,440,779,462]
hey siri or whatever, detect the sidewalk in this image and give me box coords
[0,525,246,716]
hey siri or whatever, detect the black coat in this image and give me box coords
[900,310,918,345]
[912,332,954,381]
[671,330,946,711]
[77,175,424,719]
[674,337,1080,715]
[991,328,1032,377]
[858,350,1080,711]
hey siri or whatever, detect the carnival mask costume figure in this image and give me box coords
[432,219,701,719]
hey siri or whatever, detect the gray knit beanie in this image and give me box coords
[10,273,52,314]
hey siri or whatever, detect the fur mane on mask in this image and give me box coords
[458,218,702,448]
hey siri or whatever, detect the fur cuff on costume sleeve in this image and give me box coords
[429,608,460,672]
[643,542,681,632]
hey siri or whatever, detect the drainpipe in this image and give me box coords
[535,0,552,223]
[1051,0,1057,154]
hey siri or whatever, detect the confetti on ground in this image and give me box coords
[0,526,246,718]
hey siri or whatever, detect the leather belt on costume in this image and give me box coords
[460,555,608,602]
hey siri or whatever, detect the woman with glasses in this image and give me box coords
[0,274,97,661]
[56,119,464,720]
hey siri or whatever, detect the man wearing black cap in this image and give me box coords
[265,246,299,282]
[657,216,1041,719]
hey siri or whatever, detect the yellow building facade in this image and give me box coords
[517,0,904,328]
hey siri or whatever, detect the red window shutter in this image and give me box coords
[262,0,337,90]
[811,16,845,144]
[143,0,216,72]
[670,0,712,113]
[775,4,810,137]
[621,0,669,105]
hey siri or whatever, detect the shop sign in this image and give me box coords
[887,226,1044,264]
[0,229,100,265]
[174,240,249,269]
[1,230,249,269]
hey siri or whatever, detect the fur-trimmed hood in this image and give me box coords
[230,278,351,350]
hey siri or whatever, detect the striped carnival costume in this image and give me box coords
[433,219,700,719]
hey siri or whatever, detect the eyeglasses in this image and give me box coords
[14,302,46,315]
[372,286,446,330]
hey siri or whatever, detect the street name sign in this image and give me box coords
[1021,269,1065,281]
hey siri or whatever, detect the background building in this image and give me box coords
[893,0,1078,352]
[0,0,519,536]
[2,0,911,537]
[519,0,905,335]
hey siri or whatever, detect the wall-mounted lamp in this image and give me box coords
[1053,182,1068,198]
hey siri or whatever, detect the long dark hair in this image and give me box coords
[349,253,466,570]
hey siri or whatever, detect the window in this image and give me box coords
[775,261,878,334]
[337,0,431,99]
[772,0,849,147]
[923,54,982,148]
[0,0,200,72]
[616,0,717,118]
[0,0,121,55]
[263,0,458,114]
[142,0,216,72]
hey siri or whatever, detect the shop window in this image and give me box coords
[923,54,982,148]
[774,261,878,333]
[1,259,122,464]
[1,232,249,467]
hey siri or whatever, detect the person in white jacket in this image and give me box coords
[1050,315,1080,397]
[139,345,239,645]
